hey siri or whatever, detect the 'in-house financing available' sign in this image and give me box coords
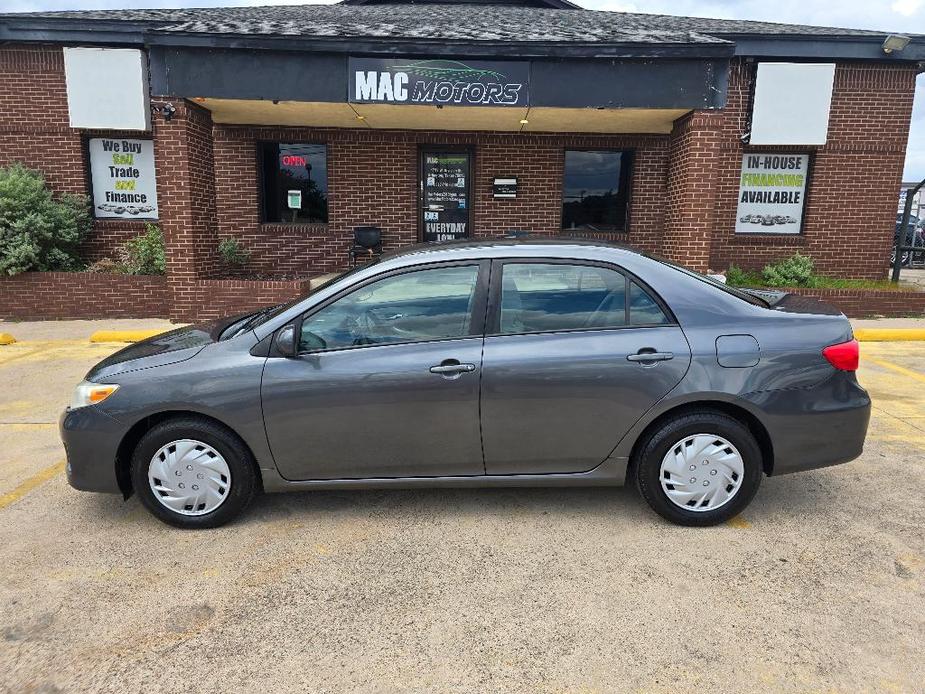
[735,153,809,234]
[349,58,529,107]
[89,137,158,219]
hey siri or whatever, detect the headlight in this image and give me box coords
[70,380,120,410]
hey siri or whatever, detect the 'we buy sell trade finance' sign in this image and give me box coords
[89,137,159,219]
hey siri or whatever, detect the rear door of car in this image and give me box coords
[479,258,692,475]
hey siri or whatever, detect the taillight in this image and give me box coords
[823,339,859,371]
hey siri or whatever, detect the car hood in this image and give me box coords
[86,316,242,380]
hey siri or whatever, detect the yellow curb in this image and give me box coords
[0,333,16,345]
[89,329,166,344]
[855,328,925,342]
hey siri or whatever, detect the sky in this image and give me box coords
[5,0,925,180]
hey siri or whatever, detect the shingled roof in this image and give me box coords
[0,2,897,46]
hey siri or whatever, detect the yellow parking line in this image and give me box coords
[0,461,65,511]
[865,357,925,384]
[0,347,46,366]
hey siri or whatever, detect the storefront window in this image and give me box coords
[259,143,328,224]
[562,150,632,232]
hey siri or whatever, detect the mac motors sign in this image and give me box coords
[349,58,529,107]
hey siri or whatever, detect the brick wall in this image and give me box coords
[169,277,313,322]
[212,126,669,277]
[0,45,151,263]
[0,272,168,319]
[0,272,311,321]
[786,287,925,318]
[708,60,917,279]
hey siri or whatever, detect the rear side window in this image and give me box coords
[630,281,671,325]
[498,263,627,334]
[498,263,672,335]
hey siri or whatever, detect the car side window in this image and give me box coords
[629,281,671,325]
[499,263,627,334]
[299,265,480,352]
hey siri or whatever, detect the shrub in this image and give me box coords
[85,257,125,274]
[0,162,90,275]
[218,236,250,267]
[725,264,752,286]
[761,252,814,287]
[120,223,166,275]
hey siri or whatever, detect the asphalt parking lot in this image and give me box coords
[1,321,923,693]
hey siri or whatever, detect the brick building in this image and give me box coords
[0,0,922,320]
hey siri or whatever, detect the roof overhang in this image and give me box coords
[199,97,688,134]
[148,47,728,111]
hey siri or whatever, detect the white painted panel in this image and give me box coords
[750,63,835,146]
[63,48,150,131]
[88,137,158,219]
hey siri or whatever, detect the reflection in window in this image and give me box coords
[500,263,627,334]
[299,265,479,352]
[562,150,632,232]
[629,281,670,325]
[260,143,328,224]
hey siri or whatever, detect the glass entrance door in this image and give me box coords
[421,149,471,242]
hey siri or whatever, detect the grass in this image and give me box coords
[725,267,910,292]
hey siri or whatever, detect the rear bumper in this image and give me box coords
[744,371,871,476]
[59,406,126,493]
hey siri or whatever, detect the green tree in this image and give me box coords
[0,163,91,275]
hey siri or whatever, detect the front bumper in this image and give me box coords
[745,371,871,476]
[59,406,126,493]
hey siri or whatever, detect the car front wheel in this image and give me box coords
[131,417,259,529]
[635,411,763,526]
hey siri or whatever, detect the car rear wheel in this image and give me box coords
[635,411,762,526]
[131,417,258,529]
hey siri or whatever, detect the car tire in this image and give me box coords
[635,411,763,527]
[131,417,259,529]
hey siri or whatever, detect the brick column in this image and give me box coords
[152,98,218,319]
[662,111,724,272]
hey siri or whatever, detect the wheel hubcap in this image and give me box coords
[659,434,745,512]
[148,439,231,516]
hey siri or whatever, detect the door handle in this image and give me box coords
[429,361,477,375]
[627,351,674,363]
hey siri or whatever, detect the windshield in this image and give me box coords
[218,265,369,341]
[646,254,769,308]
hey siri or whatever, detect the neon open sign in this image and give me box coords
[281,155,306,167]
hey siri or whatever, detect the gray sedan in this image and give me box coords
[61,239,870,528]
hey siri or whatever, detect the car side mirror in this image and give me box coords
[275,324,297,357]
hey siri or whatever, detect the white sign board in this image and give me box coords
[89,138,158,219]
[64,48,151,131]
[735,153,809,235]
[750,63,835,146]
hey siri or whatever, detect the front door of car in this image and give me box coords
[262,261,488,481]
[480,260,692,475]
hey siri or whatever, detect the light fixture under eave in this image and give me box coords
[883,34,911,54]
[356,114,366,121]
[519,119,529,124]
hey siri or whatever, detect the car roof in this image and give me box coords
[377,235,644,262]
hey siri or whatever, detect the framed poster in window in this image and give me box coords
[735,153,809,234]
